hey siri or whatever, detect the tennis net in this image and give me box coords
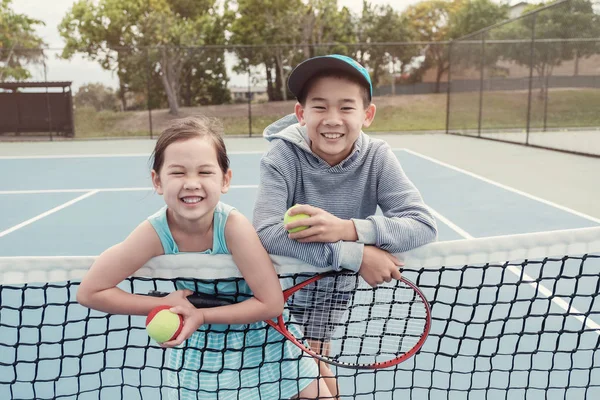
[1,226,599,399]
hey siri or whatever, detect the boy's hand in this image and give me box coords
[358,246,403,287]
[159,303,205,348]
[286,204,358,243]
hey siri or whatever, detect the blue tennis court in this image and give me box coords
[1,142,599,399]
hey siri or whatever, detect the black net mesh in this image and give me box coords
[1,227,599,399]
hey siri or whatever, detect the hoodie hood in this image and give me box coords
[263,114,311,150]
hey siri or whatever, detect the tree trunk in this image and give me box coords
[433,45,448,94]
[435,64,445,93]
[118,81,127,111]
[275,52,287,101]
[536,64,550,101]
[160,47,180,116]
[301,11,315,58]
[273,57,283,102]
[183,69,192,107]
[161,73,179,115]
[265,64,275,102]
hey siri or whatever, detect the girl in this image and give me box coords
[77,116,331,399]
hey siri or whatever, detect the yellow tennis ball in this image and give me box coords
[146,306,183,344]
[284,205,310,233]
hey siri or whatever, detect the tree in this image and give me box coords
[229,0,306,102]
[74,83,118,111]
[0,0,45,81]
[402,0,508,92]
[493,0,600,98]
[229,0,355,102]
[449,0,509,39]
[356,2,416,88]
[302,0,355,57]
[59,0,230,115]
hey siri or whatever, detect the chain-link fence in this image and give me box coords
[1,0,599,157]
[447,0,600,156]
[0,42,455,140]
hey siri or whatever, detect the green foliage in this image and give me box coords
[229,0,306,101]
[0,0,45,80]
[403,0,508,91]
[74,83,119,111]
[58,0,230,114]
[449,0,509,39]
[357,3,414,87]
[490,0,600,97]
[229,0,357,101]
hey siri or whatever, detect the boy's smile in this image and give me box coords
[295,76,375,167]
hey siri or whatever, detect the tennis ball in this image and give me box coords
[146,305,183,344]
[284,205,310,233]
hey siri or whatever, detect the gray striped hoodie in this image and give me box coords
[252,114,437,272]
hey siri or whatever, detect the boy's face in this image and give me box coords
[294,76,376,167]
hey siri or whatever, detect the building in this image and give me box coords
[229,86,268,103]
[509,1,530,18]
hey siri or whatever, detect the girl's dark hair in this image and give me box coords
[297,69,371,108]
[151,116,229,175]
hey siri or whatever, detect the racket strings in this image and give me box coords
[286,274,428,366]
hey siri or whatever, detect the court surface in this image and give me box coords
[1,134,598,399]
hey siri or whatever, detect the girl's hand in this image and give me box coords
[159,302,205,348]
[162,289,195,308]
[286,204,358,243]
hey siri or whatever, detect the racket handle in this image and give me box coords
[146,290,234,308]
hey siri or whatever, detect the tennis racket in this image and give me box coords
[147,270,431,369]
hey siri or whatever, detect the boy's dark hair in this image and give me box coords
[297,69,371,109]
[151,116,229,175]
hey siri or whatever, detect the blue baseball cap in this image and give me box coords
[287,54,372,101]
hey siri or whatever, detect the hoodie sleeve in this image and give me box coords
[253,151,364,272]
[350,146,438,252]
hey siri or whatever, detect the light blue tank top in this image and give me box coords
[148,202,248,306]
[148,202,319,398]
[148,201,233,256]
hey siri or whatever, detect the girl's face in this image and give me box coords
[151,137,231,224]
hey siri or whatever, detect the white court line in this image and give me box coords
[0,191,99,238]
[396,147,600,224]
[0,185,258,195]
[428,196,600,333]
[0,151,265,160]
[428,207,473,240]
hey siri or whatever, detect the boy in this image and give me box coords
[252,54,437,396]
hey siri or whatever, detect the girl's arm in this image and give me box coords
[206,210,284,323]
[76,221,183,316]
[165,210,284,343]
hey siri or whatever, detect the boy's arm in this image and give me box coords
[253,156,365,272]
[351,147,438,253]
